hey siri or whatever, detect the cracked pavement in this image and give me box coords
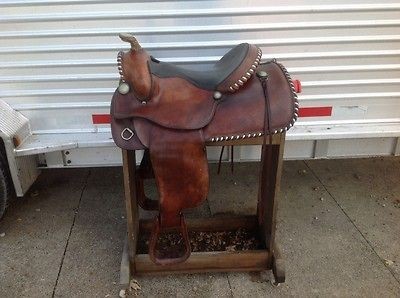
[0,157,399,297]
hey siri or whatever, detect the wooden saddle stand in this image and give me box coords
[110,34,301,284]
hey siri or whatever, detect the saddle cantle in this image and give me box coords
[111,33,299,265]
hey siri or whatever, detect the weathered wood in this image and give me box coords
[139,215,258,233]
[122,149,139,278]
[272,243,286,284]
[258,133,285,251]
[119,238,130,285]
[135,250,270,275]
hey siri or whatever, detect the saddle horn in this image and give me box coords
[119,33,142,51]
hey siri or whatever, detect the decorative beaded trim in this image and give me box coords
[210,132,264,142]
[273,59,299,132]
[228,47,263,93]
[117,51,125,82]
[209,59,299,142]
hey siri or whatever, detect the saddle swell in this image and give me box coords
[150,43,262,93]
[111,34,299,265]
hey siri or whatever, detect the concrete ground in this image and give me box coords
[0,157,399,297]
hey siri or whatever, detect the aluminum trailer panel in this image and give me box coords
[0,0,399,195]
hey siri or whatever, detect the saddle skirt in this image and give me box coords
[110,33,299,265]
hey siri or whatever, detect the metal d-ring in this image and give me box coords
[121,127,134,141]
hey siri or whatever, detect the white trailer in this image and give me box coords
[0,0,399,218]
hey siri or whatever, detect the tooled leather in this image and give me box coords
[216,44,260,93]
[203,61,295,139]
[121,50,153,101]
[113,76,217,130]
[110,91,146,150]
[148,125,209,228]
[112,61,295,149]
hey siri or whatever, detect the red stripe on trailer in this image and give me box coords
[298,107,332,117]
[92,107,332,124]
[92,114,111,124]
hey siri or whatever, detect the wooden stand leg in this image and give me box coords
[120,149,139,283]
[257,133,286,283]
[120,238,130,285]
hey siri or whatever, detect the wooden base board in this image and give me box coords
[121,215,272,276]
[139,215,258,233]
[135,250,270,275]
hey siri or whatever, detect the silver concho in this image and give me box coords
[213,91,222,100]
[118,82,130,95]
[256,70,268,78]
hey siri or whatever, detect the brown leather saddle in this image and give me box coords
[111,33,299,265]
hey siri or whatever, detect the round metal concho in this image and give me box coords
[213,91,222,100]
[118,82,130,95]
[256,70,268,78]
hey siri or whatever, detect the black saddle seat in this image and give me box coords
[149,43,251,91]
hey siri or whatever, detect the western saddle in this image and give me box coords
[111,33,299,265]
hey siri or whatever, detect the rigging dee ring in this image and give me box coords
[121,127,135,141]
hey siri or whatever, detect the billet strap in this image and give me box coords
[217,145,234,174]
[136,149,158,210]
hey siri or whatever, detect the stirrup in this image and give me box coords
[148,213,191,265]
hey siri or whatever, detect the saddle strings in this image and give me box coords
[259,74,273,224]
[217,145,234,174]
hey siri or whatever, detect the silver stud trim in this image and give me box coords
[209,131,268,142]
[272,59,300,133]
[228,47,262,93]
[213,91,223,100]
[117,51,125,82]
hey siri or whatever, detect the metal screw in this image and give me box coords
[257,70,268,78]
[213,91,222,100]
